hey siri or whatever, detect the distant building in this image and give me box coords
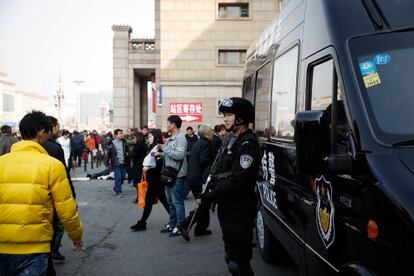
[112,0,281,130]
[0,72,17,128]
[79,92,112,130]
[15,90,49,121]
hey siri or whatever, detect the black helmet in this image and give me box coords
[219,97,255,123]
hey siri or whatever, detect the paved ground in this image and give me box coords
[55,167,299,276]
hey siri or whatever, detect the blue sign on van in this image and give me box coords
[359,61,377,76]
[373,53,391,65]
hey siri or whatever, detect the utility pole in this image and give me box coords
[73,80,84,131]
[54,69,64,123]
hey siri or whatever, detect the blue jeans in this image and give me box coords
[165,177,186,228]
[0,253,48,276]
[113,164,126,193]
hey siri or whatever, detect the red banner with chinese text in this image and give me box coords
[169,102,203,123]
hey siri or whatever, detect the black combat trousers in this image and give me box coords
[217,201,256,276]
[182,185,210,231]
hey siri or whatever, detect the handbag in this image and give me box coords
[161,158,184,188]
[137,173,148,209]
[161,166,179,187]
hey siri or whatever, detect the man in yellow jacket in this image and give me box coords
[0,111,83,276]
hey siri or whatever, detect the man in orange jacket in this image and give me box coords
[0,111,83,276]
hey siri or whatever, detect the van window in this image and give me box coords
[254,62,272,139]
[271,46,299,140]
[311,59,333,110]
[243,74,255,105]
[310,58,351,154]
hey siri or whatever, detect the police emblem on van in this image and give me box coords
[315,175,335,249]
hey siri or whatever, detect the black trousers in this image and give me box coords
[140,169,169,222]
[73,150,82,167]
[217,203,256,276]
[182,185,210,231]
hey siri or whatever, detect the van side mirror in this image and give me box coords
[326,133,356,174]
[295,110,325,175]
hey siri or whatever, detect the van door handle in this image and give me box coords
[303,199,314,206]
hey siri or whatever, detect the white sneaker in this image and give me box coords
[160,224,172,233]
[169,227,181,237]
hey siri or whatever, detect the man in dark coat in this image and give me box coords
[0,125,18,156]
[178,125,215,239]
[185,126,198,160]
[42,116,76,272]
[71,131,86,167]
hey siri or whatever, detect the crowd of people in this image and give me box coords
[0,97,261,276]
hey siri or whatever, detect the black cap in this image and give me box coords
[219,97,254,123]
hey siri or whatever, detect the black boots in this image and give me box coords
[130,220,147,231]
[194,228,212,236]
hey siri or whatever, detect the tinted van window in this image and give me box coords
[271,46,298,140]
[243,74,255,105]
[311,59,333,110]
[310,58,351,154]
[255,62,272,139]
[350,31,414,144]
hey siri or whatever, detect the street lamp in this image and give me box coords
[54,78,65,123]
[98,100,107,131]
[73,80,84,131]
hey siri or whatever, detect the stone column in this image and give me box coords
[112,25,132,130]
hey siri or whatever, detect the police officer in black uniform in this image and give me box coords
[201,97,260,276]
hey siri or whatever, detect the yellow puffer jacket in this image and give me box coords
[0,141,83,254]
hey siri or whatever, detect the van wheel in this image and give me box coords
[256,208,281,263]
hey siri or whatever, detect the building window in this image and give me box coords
[271,46,299,140]
[3,94,14,112]
[218,49,246,65]
[218,3,249,19]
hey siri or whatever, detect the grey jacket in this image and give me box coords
[161,131,187,178]
[0,134,18,156]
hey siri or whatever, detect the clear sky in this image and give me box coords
[0,0,154,100]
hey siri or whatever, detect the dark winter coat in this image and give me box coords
[186,136,213,186]
[43,139,76,198]
[185,134,199,158]
[104,138,127,167]
[71,134,86,153]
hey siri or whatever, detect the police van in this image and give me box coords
[244,0,414,274]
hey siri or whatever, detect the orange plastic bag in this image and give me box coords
[137,173,148,209]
